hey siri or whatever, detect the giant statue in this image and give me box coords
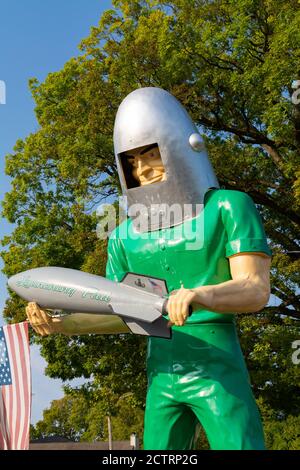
[25,88,271,449]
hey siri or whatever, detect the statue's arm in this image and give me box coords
[26,302,130,336]
[167,253,271,326]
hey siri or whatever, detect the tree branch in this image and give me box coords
[261,144,282,166]
[219,179,300,226]
[264,306,300,320]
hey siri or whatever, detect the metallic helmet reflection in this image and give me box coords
[113,87,219,232]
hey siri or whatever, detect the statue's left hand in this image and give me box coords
[167,287,197,326]
[25,302,62,336]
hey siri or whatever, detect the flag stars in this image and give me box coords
[0,331,12,386]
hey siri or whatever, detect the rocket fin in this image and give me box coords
[109,302,162,323]
[123,316,171,339]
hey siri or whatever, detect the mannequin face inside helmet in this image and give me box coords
[121,144,166,187]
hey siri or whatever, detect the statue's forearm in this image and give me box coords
[192,275,270,314]
[54,313,130,335]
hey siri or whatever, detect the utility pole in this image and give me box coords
[107,415,113,450]
[130,432,139,450]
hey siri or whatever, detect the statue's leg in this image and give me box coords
[183,323,266,450]
[193,384,265,450]
[143,372,197,450]
[144,324,265,450]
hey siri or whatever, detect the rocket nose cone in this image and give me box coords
[7,273,21,292]
[7,270,34,302]
[7,274,16,289]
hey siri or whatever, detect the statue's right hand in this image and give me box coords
[25,302,61,336]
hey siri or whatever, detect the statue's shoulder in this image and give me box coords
[108,217,131,241]
[205,188,253,207]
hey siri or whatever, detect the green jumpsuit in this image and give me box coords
[106,189,271,450]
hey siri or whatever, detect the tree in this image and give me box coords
[1,0,299,448]
[30,394,91,441]
[31,389,144,443]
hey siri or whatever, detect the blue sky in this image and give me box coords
[0,0,112,424]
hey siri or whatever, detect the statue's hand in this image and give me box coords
[25,302,62,336]
[167,287,196,326]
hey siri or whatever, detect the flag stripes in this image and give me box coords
[0,322,31,450]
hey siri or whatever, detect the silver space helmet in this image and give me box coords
[113,87,219,232]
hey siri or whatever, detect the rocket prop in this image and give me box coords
[8,267,174,338]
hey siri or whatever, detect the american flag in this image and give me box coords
[147,278,164,296]
[0,322,31,450]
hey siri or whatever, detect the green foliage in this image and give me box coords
[237,315,300,414]
[264,415,300,450]
[258,398,300,449]
[31,390,144,443]
[2,0,300,448]
[30,394,91,441]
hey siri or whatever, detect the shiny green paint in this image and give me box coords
[144,323,265,450]
[107,189,271,324]
[106,189,270,449]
